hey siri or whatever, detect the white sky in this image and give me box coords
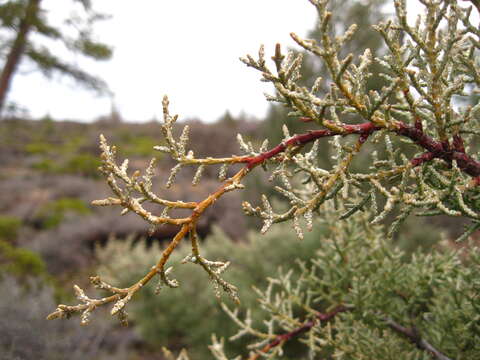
[8,1,318,122]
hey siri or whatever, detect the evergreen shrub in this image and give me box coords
[34,197,91,229]
[47,0,480,358]
[0,215,21,240]
[95,221,329,357]
[0,239,46,279]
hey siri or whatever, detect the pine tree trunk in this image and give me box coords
[0,0,41,118]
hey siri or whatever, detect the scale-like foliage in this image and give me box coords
[209,204,480,359]
[47,1,480,358]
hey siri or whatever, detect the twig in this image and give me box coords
[48,111,480,323]
[248,305,350,360]
[386,318,453,360]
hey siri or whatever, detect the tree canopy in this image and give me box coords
[0,0,112,116]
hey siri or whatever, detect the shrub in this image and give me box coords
[62,153,102,178]
[119,135,161,157]
[211,206,480,359]
[0,215,21,240]
[31,158,57,173]
[24,141,55,155]
[34,197,91,229]
[0,240,47,279]
[95,221,330,357]
[48,0,480,358]
[30,152,102,178]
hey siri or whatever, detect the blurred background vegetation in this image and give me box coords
[0,0,474,359]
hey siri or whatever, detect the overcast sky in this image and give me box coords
[8,1,318,122]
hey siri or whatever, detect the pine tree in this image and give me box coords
[0,0,112,116]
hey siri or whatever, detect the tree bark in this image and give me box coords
[0,0,41,117]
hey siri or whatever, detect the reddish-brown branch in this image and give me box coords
[299,116,314,122]
[241,118,480,179]
[386,319,452,360]
[245,304,451,360]
[411,152,436,167]
[453,134,465,153]
[244,122,378,169]
[248,305,349,360]
[395,123,480,177]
